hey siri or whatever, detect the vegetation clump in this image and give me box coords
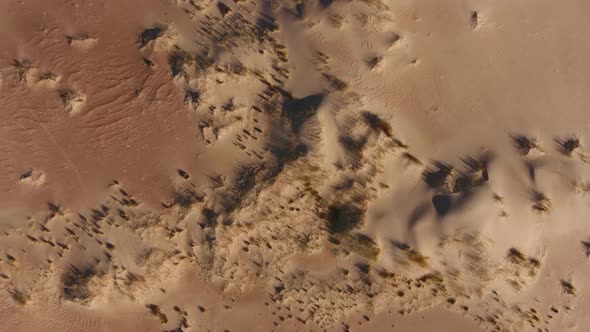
[9,289,29,305]
[62,265,96,302]
[560,280,576,295]
[146,304,168,323]
[361,111,392,138]
[138,26,163,48]
[512,135,540,156]
[13,59,32,83]
[555,137,581,156]
[326,204,364,234]
[531,192,551,213]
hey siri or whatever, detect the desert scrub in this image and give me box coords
[423,162,454,190]
[321,73,347,90]
[406,249,429,268]
[334,233,379,260]
[506,247,526,264]
[402,152,422,166]
[13,59,32,83]
[58,88,85,113]
[511,135,541,156]
[560,280,576,295]
[555,137,580,156]
[582,239,590,257]
[37,72,58,81]
[531,192,551,213]
[137,26,163,48]
[146,304,168,323]
[62,265,96,302]
[326,204,364,234]
[361,111,392,138]
[9,289,29,305]
[168,46,194,78]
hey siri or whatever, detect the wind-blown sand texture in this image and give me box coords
[0,0,589,331]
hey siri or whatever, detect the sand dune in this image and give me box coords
[0,0,589,331]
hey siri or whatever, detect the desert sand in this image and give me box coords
[0,0,589,331]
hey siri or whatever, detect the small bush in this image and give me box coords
[506,247,525,264]
[9,289,29,305]
[555,137,580,156]
[361,111,392,138]
[561,280,576,295]
[62,265,96,302]
[138,27,163,48]
[168,47,192,78]
[326,204,364,233]
[13,59,32,83]
[511,135,539,156]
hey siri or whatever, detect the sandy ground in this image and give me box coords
[0,0,589,331]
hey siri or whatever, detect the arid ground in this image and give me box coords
[0,0,589,331]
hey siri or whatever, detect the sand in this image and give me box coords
[0,0,589,331]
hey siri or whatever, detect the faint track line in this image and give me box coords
[25,108,88,199]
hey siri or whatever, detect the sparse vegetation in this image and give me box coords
[493,193,504,203]
[168,46,193,78]
[138,26,164,48]
[233,165,259,196]
[582,239,590,257]
[366,56,381,70]
[124,272,145,286]
[361,111,392,138]
[66,34,94,45]
[406,249,429,267]
[58,88,85,112]
[432,194,452,216]
[13,59,32,83]
[336,233,380,260]
[321,73,347,90]
[507,247,525,264]
[531,192,551,213]
[417,272,445,288]
[402,152,422,166]
[193,52,214,72]
[62,265,96,302]
[572,178,590,193]
[146,304,168,323]
[9,289,29,305]
[560,280,576,295]
[355,262,370,274]
[174,187,204,207]
[423,162,454,189]
[506,247,542,277]
[471,11,479,29]
[423,155,491,195]
[6,254,16,263]
[37,72,58,81]
[184,89,201,106]
[392,139,409,149]
[282,94,324,133]
[177,169,190,179]
[326,204,364,234]
[217,2,231,17]
[512,135,540,156]
[338,135,366,165]
[0,7,582,331]
[461,155,490,182]
[555,137,581,156]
